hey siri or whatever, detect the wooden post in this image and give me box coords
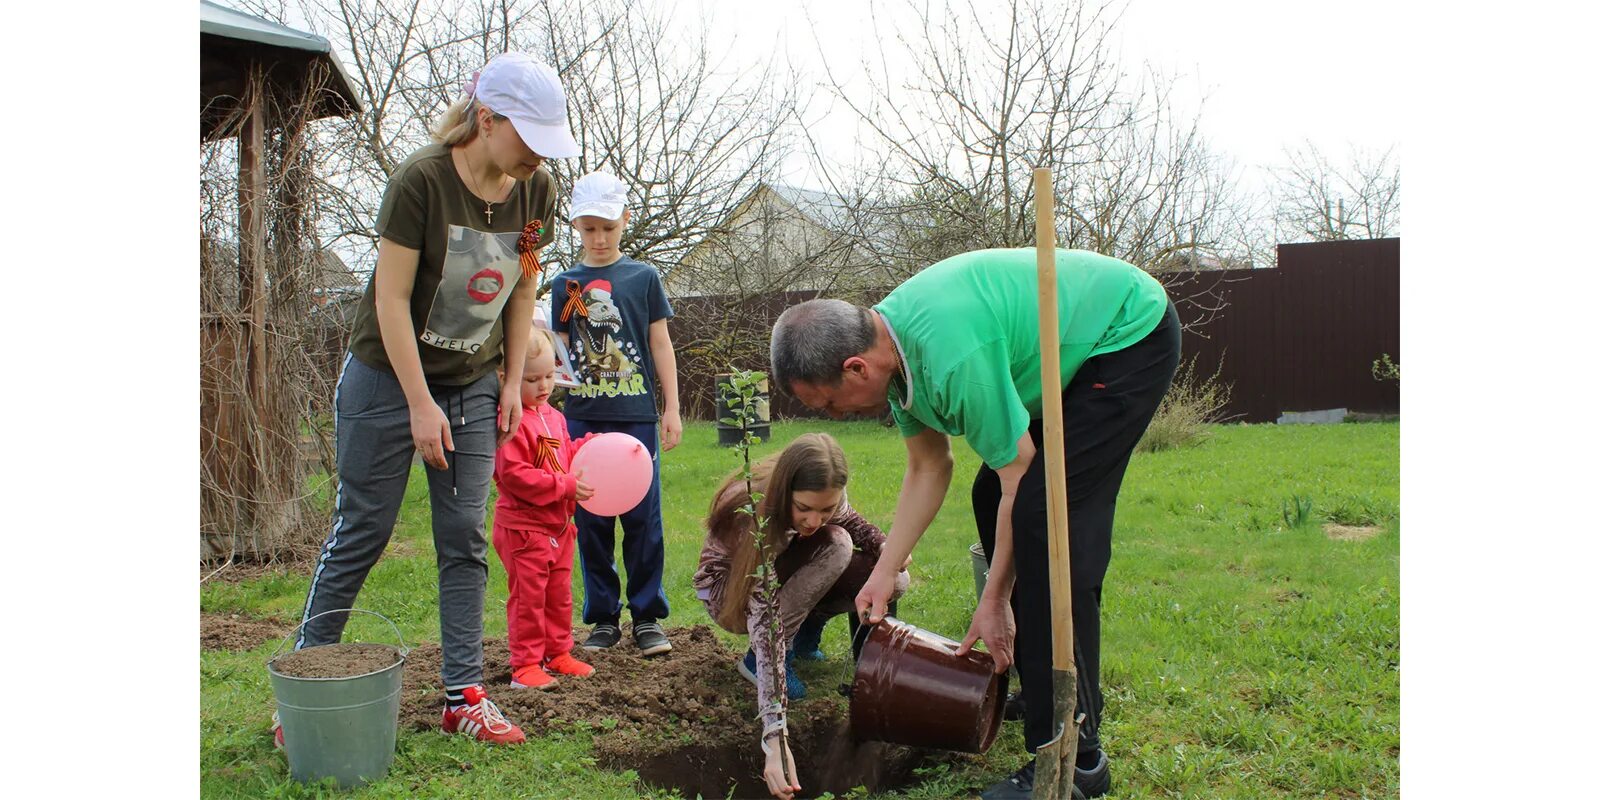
[239,67,269,417]
[1031,167,1081,800]
[237,67,270,554]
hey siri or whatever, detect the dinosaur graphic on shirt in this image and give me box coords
[571,279,639,381]
[558,276,650,400]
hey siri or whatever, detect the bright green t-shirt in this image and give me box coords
[874,248,1169,468]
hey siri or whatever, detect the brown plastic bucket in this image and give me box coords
[849,616,1008,753]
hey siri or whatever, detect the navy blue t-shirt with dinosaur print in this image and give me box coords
[546,256,674,422]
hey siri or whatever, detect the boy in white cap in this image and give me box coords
[546,171,681,657]
[285,52,580,749]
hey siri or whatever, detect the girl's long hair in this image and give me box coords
[707,433,848,632]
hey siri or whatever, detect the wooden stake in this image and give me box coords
[1031,167,1081,800]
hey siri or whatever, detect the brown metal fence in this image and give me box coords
[666,238,1399,425]
[1164,238,1400,423]
[311,239,1399,427]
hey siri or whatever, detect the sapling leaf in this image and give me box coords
[722,365,788,760]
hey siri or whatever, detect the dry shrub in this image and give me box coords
[201,65,348,568]
[1137,358,1234,453]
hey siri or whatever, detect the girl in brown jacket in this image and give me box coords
[692,432,909,799]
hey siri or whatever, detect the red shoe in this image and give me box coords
[510,664,558,690]
[441,686,526,744]
[271,711,284,750]
[545,653,594,678]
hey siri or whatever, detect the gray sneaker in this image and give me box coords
[632,620,672,657]
[583,622,622,650]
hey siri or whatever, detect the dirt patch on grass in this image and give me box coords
[199,559,308,586]
[201,612,293,651]
[1323,523,1382,541]
[272,642,403,678]
[398,624,955,798]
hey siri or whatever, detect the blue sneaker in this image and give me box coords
[783,647,806,700]
[736,648,806,700]
[738,649,759,684]
[791,613,828,661]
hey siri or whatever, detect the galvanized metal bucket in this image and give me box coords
[267,609,408,789]
[970,541,990,597]
[969,542,1020,682]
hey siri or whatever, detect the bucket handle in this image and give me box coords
[269,608,409,663]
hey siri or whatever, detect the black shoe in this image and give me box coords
[1004,690,1027,721]
[980,756,1107,800]
[980,760,1036,800]
[1075,750,1111,798]
[632,620,672,657]
[582,622,621,650]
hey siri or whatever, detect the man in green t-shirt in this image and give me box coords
[770,248,1181,800]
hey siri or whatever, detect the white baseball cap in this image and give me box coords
[472,53,581,159]
[569,171,630,221]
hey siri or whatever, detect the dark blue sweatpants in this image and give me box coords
[566,418,670,624]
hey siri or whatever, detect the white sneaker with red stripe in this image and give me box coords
[271,710,284,750]
[441,685,526,745]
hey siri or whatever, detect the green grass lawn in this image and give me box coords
[200,420,1398,799]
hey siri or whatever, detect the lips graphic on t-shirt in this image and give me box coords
[466,268,505,303]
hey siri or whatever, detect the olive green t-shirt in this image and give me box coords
[347,143,558,386]
[874,248,1170,469]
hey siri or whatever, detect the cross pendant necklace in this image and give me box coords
[464,146,504,225]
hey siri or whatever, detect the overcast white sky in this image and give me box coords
[694,0,1403,194]
[227,0,1404,201]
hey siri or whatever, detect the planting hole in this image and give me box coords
[624,717,938,799]
[396,626,949,798]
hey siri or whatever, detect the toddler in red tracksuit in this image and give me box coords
[493,328,597,689]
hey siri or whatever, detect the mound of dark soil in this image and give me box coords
[398,624,956,798]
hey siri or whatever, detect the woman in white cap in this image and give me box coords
[280,53,582,749]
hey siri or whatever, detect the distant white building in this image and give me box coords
[667,183,889,298]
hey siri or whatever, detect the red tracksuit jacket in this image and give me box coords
[493,402,592,532]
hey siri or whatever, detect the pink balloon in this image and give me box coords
[570,432,653,517]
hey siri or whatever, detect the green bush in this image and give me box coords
[1371,353,1400,383]
[1137,358,1234,453]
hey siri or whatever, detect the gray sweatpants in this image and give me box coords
[297,354,498,689]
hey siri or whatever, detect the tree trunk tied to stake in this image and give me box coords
[717,369,792,778]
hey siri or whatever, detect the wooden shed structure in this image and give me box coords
[200,1,361,562]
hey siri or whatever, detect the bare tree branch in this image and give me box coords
[1269,140,1401,242]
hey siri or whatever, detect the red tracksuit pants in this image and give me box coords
[493,522,577,669]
